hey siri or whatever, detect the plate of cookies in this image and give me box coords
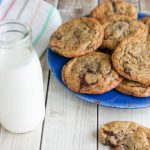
[47,0,150,108]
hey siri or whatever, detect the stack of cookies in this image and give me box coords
[49,0,150,97]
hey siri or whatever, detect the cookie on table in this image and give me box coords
[98,15,148,50]
[62,52,123,94]
[99,121,150,150]
[116,79,150,97]
[112,37,150,86]
[49,17,104,58]
[90,0,137,19]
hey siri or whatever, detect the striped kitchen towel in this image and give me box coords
[0,0,62,57]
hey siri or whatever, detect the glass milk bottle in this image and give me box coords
[0,20,45,133]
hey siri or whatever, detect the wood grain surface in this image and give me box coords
[0,0,149,150]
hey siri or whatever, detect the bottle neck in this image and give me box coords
[0,20,34,69]
[0,20,32,51]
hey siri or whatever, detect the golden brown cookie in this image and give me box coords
[116,79,150,97]
[99,121,150,150]
[98,15,148,50]
[62,52,123,94]
[49,17,104,58]
[90,0,137,19]
[112,37,150,86]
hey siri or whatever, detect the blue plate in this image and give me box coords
[47,12,150,109]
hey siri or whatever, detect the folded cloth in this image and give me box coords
[0,0,62,57]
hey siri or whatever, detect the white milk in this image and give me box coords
[0,49,45,133]
[0,20,45,133]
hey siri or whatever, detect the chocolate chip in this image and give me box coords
[74,29,81,37]
[84,64,99,73]
[55,34,62,40]
[118,24,124,30]
[122,144,129,150]
[104,130,115,136]
[112,1,117,13]
[87,69,96,74]
[84,65,89,69]
[79,74,89,88]
[103,130,120,148]
[105,140,117,148]
[79,64,99,88]
[79,72,98,88]
[124,67,131,76]
[83,65,95,73]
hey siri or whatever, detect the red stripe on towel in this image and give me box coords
[0,0,17,21]
[29,0,42,25]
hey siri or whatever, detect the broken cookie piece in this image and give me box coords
[99,121,150,150]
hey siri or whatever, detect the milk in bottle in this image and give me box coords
[0,20,45,133]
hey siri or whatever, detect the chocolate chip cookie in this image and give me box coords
[98,15,148,50]
[116,79,150,97]
[62,52,123,94]
[99,121,150,150]
[49,17,104,58]
[112,37,150,86]
[90,0,137,19]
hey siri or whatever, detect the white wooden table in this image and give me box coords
[0,0,150,150]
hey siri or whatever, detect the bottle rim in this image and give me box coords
[0,20,32,49]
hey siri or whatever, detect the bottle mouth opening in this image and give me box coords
[0,20,31,48]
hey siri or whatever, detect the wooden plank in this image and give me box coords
[0,0,57,149]
[58,0,98,22]
[139,0,150,13]
[41,0,98,150]
[0,126,42,150]
[40,52,50,97]
[0,52,49,150]
[98,0,141,149]
[58,0,140,23]
[98,106,150,150]
[0,0,58,149]
[41,76,97,150]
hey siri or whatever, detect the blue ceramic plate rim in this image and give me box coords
[47,12,150,109]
